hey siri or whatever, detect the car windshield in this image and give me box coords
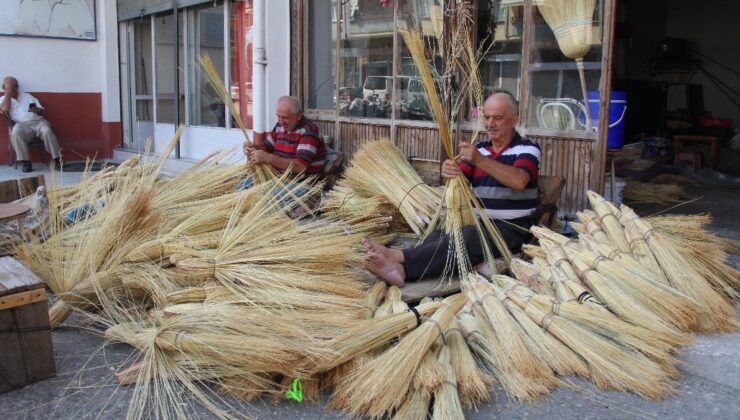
[365,77,387,90]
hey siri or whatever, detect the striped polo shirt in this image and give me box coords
[264,116,326,175]
[459,133,541,220]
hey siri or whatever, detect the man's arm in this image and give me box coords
[458,142,531,191]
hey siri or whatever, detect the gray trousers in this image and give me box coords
[11,119,61,161]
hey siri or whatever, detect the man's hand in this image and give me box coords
[243,142,254,155]
[441,159,460,180]
[458,142,481,165]
[248,149,272,165]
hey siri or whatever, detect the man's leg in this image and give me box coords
[33,120,60,159]
[401,229,451,281]
[11,123,33,162]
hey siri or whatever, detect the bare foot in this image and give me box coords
[362,238,404,263]
[366,250,406,287]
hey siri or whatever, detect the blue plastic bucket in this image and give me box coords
[588,90,627,149]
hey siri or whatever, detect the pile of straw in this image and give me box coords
[624,180,689,204]
[329,139,443,236]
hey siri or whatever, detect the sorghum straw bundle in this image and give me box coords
[466,274,551,380]
[200,53,276,184]
[431,345,465,420]
[457,304,554,402]
[504,286,675,400]
[624,222,667,281]
[489,276,590,378]
[622,209,738,333]
[339,139,443,236]
[392,349,444,420]
[563,244,698,337]
[646,213,740,301]
[444,319,492,409]
[587,191,631,252]
[624,181,689,204]
[510,258,557,297]
[332,293,467,418]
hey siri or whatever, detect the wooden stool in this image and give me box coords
[674,150,702,173]
[0,257,55,393]
[0,203,31,243]
[673,135,719,169]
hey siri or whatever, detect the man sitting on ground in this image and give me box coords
[364,91,541,286]
[1,76,62,172]
[238,95,326,190]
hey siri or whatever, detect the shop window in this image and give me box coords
[307,0,337,111]
[133,19,153,122]
[526,0,604,132]
[188,4,226,127]
[155,12,184,124]
[230,1,254,129]
[478,1,523,101]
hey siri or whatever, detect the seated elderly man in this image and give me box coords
[1,76,62,172]
[238,95,326,189]
[364,92,541,286]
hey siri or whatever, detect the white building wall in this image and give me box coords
[264,1,292,130]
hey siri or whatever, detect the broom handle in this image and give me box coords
[576,58,591,131]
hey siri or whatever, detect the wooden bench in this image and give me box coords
[0,256,55,393]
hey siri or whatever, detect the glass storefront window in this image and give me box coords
[478,1,524,101]
[395,1,442,122]
[337,0,393,118]
[133,19,153,122]
[188,4,226,127]
[527,0,604,132]
[308,0,337,111]
[230,1,254,129]
[155,12,184,124]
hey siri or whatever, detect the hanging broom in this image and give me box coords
[538,0,597,130]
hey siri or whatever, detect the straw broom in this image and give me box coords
[488,276,590,378]
[444,318,492,409]
[624,215,738,333]
[431,345,465,420]
[456,305,554,402]
[580,235,670,284]
[624,222,667,281]
[587,191,631,252]
[538,0,597,130]
[466,274,551,380]
[332,293,467,418]
[646,213,740,301]
[563,245,699,336]
[504,288,675,400]
[510,257,557,297]
[392,348,444,420]
[200,53,276,184]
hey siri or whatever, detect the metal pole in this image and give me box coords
[174,2,181,159]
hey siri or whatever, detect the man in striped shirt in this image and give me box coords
[365,92,541,286]
[243,96,326,177]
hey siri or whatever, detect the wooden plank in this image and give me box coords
[0,179,19,204]
[0,266,27,296]
[402,277,461,304]
[17,175,44,198]
[0,257,44,290]
[0,307,27,393]
[0,289,46,311]
[13,300,55,386]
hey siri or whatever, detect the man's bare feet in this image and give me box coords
[362,238,404,263]
[365,250,406,287]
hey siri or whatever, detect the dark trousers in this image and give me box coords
[402,217,533,281]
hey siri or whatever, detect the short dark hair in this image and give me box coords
[490,89,519,115]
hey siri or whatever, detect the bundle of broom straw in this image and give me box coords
[338,139,443,236]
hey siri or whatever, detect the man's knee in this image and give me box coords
[38,124,54,137]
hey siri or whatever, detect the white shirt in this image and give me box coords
[0,92,45,123]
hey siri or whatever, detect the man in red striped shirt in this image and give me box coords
[243,96,326,177]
